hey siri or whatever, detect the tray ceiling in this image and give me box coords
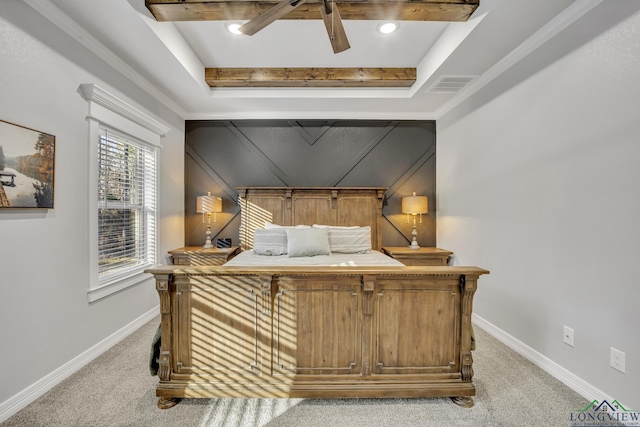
[31,0,591,119]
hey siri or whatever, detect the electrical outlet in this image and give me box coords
[610,347,626,373]
[563,326,574,347]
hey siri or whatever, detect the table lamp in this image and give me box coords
[196,192,222,248]
[402,192,428,249]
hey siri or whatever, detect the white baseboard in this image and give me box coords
[0,306,159,423]
[472,313,612,403]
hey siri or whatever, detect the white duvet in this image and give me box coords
[224,249,405,267]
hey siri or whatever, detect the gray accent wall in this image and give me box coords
[185,120,436,248]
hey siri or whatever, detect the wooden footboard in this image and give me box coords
[145,265,489,406]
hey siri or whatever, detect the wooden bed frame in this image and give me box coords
[145,187,489,408]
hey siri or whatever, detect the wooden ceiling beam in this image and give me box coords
[205,67,417,88]
[146,1,479,22]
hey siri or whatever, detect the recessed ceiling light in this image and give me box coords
[377,22,398,34]
[226,22,243,35]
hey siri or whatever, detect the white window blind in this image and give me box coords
[98,128,157,283]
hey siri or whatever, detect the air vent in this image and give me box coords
[426,75,478,93]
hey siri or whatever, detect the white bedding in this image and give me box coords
[224,249,405,267]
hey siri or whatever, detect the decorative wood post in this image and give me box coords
[460,274,478,382]
[156,274,172,381]
[238,188,248,250]
[361,275,375,376]
[155,274,181,409]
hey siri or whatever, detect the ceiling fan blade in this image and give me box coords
[239,0,306,36]
[320,1,350,54]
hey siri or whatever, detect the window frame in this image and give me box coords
[80,84,169,302]
[97,127,157,283]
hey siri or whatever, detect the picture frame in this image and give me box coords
[216,238,232,248]
[0,119,55,209]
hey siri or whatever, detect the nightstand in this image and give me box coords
[168,246,239,266]
[382,246,453,266]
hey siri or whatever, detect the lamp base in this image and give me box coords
[203,227,213,249]
[408,225,420,249]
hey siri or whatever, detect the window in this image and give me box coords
[80,84,169,302]
[98,129,156,282]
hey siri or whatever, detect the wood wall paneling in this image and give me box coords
[185,120,436,248]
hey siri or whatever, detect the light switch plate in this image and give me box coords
[610,347,626,373]
[563,326,574,347]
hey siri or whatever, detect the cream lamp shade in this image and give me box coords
[196,193,222,214]
[401,192,428,214]
[401,192,428,249]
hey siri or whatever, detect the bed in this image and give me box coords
[225,249,405,267]
[145,187,489,408]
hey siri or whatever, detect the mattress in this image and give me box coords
[224,249,405,267]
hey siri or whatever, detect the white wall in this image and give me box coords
[437,4,640,408]
[0,2,184,410]
[2,0,639,416]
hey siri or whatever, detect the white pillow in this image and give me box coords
[285,228,331,257]
[265,222,311,229]
[312,224,371,253]
[252,229,287,256]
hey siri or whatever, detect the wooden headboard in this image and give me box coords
[237,187,386,251]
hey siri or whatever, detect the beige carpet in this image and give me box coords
[2,318,587,427]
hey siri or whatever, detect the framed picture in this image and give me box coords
[216,238,232,248]
[0,119,55,209]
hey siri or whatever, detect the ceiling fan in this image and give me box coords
[238,0,351,54]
